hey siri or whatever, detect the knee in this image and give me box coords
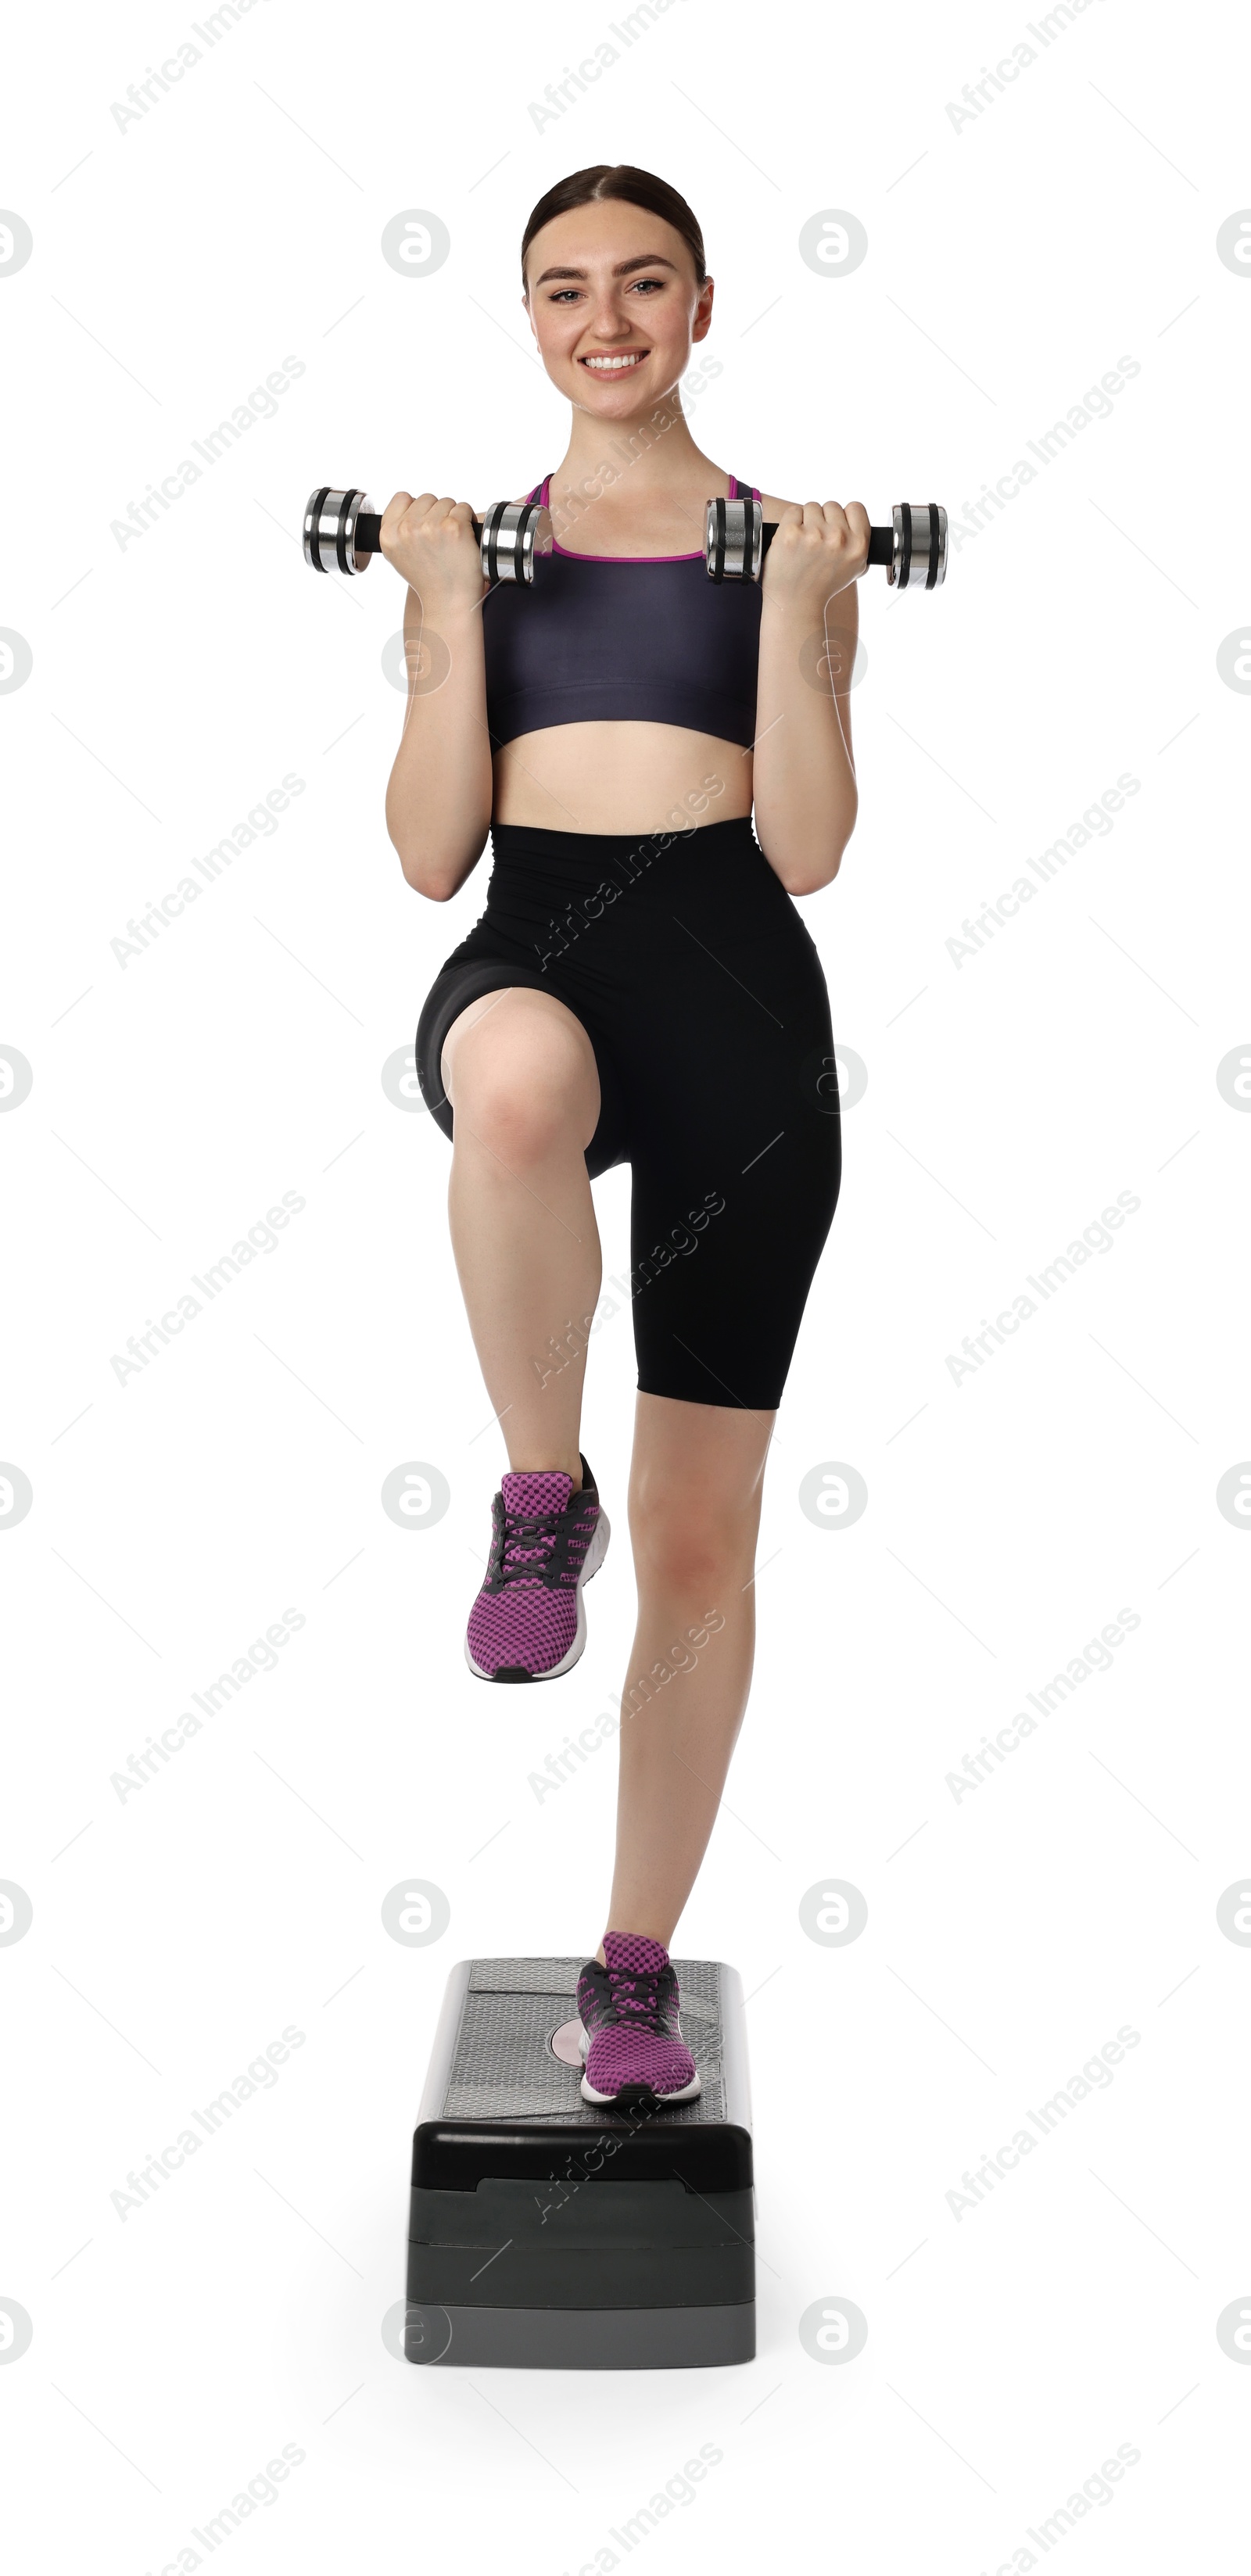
[630,1481,759,1596]
[450,1029,592,1166]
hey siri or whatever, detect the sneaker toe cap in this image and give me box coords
[584,2030,697,2095]
[467,1581,576,1676]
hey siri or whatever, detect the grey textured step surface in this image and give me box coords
[443,1956,726,2127]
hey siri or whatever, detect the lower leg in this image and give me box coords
[443,990,602,1484]
[599,1396,774,1952]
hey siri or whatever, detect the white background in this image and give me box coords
[2,0,1250,2567]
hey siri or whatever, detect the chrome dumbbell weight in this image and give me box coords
[705,495,947,589]
[303,484,948,592]
[302,488,547,583]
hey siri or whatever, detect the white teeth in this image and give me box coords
[582,353,646,371]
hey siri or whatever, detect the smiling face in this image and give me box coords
[523,196,713,415]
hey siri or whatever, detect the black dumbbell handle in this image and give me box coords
[349,508,896,568]
[761,521,894,567]
[326,509,468,557]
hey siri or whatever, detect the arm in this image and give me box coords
[749,497,868,897]
[380,493,494,900]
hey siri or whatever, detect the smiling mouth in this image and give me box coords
[579,350,649,373]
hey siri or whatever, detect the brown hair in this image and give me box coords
[521,164,707,294]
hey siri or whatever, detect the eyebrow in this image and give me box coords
[532,253,679,285]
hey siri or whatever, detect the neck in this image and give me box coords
[548,389,712,540]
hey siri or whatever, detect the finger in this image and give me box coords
[393,502,435,546]
[382,489,415,532]
[841,502,870,573]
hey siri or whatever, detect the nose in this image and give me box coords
[579,286,642,342]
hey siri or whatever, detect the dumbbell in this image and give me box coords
[303,485,947,590]
[303,489,543,583]
[706,496,945,590]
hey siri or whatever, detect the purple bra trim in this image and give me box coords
[523,471,761,560]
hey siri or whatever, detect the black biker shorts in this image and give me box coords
[414,815,841,1410]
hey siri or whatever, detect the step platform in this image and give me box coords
[407,1955,755,2369]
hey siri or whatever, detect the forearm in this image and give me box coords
[751,597,858,896]
[385,593,494,897]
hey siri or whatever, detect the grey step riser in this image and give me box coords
[410,2180,754,2249]
[406,2301,756,2370]
[408,2243,754,2309]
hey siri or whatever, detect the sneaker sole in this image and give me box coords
[464,1507,610,1684]
[579,2070,702,2105]
[577,2019,701,2105]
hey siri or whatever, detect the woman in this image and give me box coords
[383,164,862,2110]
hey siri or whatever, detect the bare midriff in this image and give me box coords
[491,722,753,837]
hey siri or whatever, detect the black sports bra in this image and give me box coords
[482,472,763,751]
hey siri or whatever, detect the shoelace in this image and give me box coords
[605,1968,668,2033]
[493,1504,561,1586]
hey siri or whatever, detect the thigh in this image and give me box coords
[628,1392,775,1524]
[618,956,841,1413]
[441,984,602,1153]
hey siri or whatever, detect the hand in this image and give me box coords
[378,492,486,610]
[760,500,869,607]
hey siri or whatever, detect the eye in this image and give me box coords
[629,278,665,293]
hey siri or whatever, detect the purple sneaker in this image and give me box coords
[576,1933,701,2107]
[465,1454,608,1683]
